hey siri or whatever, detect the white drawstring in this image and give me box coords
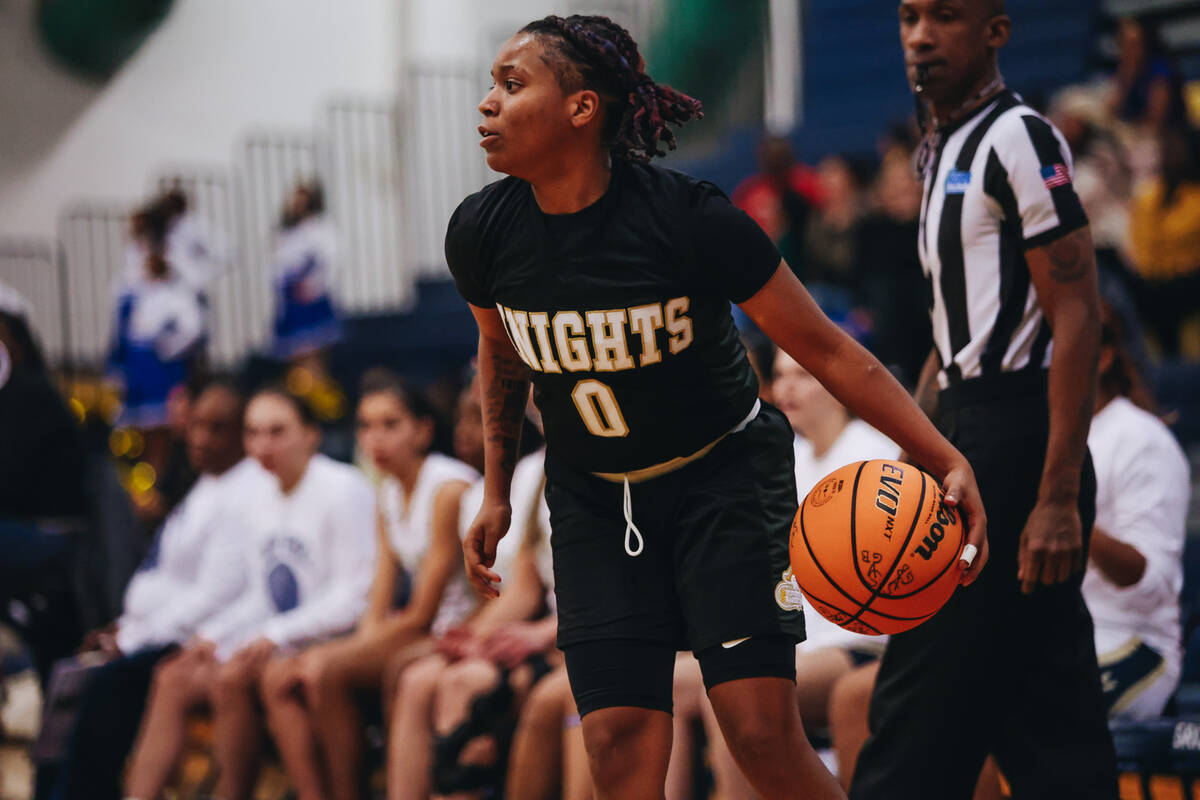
[622,476,645,557]
[611,400,761,559]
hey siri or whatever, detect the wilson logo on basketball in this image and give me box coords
[914,504,958,561]
[809,477,843,507]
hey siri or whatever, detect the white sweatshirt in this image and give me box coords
[793,420,899,653]
[116,459,268,653]
[1084,396,1191,677]
[199,454,377,658]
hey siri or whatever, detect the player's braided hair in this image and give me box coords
[519,14,702,163]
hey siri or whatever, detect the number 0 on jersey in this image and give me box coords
[571,379,630,438]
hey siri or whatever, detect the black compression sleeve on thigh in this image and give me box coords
[696,635,797,692]
[563,639,676,717]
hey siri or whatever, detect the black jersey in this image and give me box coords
[446,160,782,475]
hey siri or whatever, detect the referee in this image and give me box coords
[850,2,1118,798]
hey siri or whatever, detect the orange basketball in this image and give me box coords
[788,459,966,635]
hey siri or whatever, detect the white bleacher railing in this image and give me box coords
[0,238,69,365]
[58,204,128,367]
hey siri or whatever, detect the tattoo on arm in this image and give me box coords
[1045,230,1089,283]
[484,347,531,475]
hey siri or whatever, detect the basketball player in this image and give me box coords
[849,2,1118,798]
[448,15,987,799]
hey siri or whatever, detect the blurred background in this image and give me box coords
[2,0,1200,798]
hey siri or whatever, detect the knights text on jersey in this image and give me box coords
[446,161,781,474]
[919,90,1089,386]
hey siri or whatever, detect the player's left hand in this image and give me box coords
[941,460,989,586]
[1018,499,1082,594]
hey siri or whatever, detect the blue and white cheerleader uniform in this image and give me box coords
[106,275,205,428]
[270,215,341,359]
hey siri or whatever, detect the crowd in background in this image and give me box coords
[732,16,1200,392]
[0,12,1198,800]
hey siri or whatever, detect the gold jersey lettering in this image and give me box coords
[552,311,592,372]
[665,297,694,354]
[585,309,636,372]
[628,303,665,367]
[499,305,542,371]
[527,312,562,373]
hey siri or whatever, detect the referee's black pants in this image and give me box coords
[850,370,1118,800]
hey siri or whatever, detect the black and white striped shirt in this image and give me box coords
[919,90,1089,386]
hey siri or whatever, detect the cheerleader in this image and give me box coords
[107,221,205,475]
[270,181,341,363]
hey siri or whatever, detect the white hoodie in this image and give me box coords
[199,454,377,659]
[116,458,268,653]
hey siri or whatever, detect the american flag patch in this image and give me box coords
[1041,164,1071,189]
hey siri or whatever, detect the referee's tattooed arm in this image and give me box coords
[464,304,533,598]
[1020,226,1102,594]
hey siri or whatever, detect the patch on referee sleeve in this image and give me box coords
[1041,163,1071,189]
[945,170,972,194]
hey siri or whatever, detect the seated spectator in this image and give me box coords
[0,286,87,527]
[1051,89,1134,267]
[797,154,868,309]
[665,655,756,800]
[271,181,340,364]
[259,370,477,800]
[1109,17,1188,135]
[1084,303,1190,721]
[855,148,931,386]
[0,288,91,679]
[503,663,592,800]
[387,443,547,800]
[423,535,556,799]
[1128,124,1200,357]
[452,373,487,473]
[773,347,895,785]
[123,387,375,800]
[732,135,824,268]
[107,213,206,476]
[42,379,261,800]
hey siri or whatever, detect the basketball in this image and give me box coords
[789,459,966,636]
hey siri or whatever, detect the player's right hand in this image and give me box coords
[464,498,511,599]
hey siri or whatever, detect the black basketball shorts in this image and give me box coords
[546,402,807,714]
